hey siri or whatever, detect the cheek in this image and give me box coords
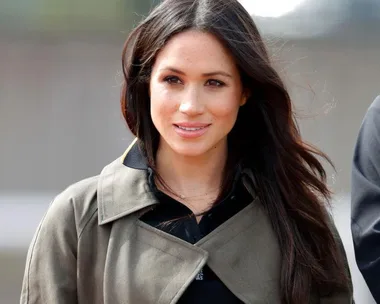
[210,92,241,120]
[150,83,177,124]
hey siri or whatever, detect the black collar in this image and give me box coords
[121,139,251,204]
[122,139,148,170]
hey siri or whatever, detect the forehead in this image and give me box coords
[153,30,237,73]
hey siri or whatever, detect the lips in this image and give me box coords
[174,122,210,128]
[173,123,211,138]
[176,125,207,131]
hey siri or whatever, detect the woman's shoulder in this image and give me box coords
[45,156,121,227]
[44,174,100,238]
[42,141,151,236]
[44,153,138,234]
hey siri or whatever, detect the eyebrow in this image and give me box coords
[161,67,233,78]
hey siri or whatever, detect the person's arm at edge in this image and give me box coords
[351,95,380,303]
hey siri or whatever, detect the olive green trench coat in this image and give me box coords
[20,140,353,304]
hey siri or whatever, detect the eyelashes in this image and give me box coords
[163,76,226,87]
[207,79,225,87]
[164,76,182,85]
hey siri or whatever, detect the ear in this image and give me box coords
[240,89,250,106]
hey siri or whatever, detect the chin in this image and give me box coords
[170,142,211,158]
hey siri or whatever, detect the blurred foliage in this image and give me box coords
[0,0,155,32]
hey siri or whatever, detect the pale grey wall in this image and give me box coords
[277,40,380,194]
[0,36,134,194]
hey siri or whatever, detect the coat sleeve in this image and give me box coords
[319,214,354,303]
[20,193,78,304]
[351,95,380,303]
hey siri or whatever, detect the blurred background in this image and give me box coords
[1,0,379,302]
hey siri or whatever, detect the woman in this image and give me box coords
[20,0,353,303]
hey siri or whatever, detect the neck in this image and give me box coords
[155,142,228,199]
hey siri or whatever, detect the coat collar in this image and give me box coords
[97,138,158,225]
[97,138,258,225]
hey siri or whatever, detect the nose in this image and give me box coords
[179,86,204,116]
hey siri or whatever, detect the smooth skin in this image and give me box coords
[149,30,248,216]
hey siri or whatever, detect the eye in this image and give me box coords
[164,76,182,85]
[206,79,225,87]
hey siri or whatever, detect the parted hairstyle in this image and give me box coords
[120,0,351,303]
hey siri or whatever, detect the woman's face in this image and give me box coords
[149,30,246,159]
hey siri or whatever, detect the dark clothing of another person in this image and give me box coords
[352,95,380,303]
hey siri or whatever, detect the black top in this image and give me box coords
[351,95,380,303]
[140,168,253,304]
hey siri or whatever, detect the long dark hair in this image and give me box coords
[120,0,351,302]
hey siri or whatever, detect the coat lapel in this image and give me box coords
[98,140,210,303]
[196,200,282,304]
[98,139,158,225]
[102,212,209,304]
